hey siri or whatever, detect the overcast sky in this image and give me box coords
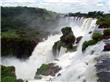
[1,0,110,13]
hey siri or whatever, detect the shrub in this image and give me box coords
[1,66,23,82]
[103,28,110,36]
[61,27,72,35]
[2,76,16,82]
[1,66,15,78]
[36,64,49,75]
[2,76,23,82]
[82,39,97,51]
[82,32,103,51]
[97,16,110,26]
[92,32,103,41]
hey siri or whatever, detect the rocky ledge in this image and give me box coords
[95,54,110,82]
[52,27,76,56]
[35,63,61,79]
[103,44,110,51]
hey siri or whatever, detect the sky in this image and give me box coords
[1,0,110,13]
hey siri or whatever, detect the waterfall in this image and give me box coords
[1,34,61,80]
[1,17,107,82]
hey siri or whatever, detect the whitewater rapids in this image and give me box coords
[2,17,109,82]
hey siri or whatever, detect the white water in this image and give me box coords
[2,34,61,80]
[1,17,106,82]
[51,41,105,82]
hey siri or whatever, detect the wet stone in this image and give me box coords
[95,57,110,82]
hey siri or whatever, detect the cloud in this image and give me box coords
[108,0,110,9]
[1,0,36,2]
[97,3,104,7]
[43,0,82,3]
[1,0,110,13]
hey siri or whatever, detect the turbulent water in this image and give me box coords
[1,17,110,82]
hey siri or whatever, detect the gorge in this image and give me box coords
[1,7,110,82]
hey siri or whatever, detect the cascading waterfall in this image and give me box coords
[1,17,108,82]
[1,34,61,80]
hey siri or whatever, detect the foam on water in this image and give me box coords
[2,17,102,82]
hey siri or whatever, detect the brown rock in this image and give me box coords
[35,63,61,77]
[76,36,82,44]
[103,44,110,51]
[45,63,61,76]
[98,24,108,28]
[103,35,110,39]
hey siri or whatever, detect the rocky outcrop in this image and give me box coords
[52,27,76,56]
[95,54,110,82]
[82,32,103,51]
[60,27,75,44]
[76,36,82,44]
[35,63,61,79]
[102,28,110,39]
[103,35,110,39]
[103,44,110,51]
[98,24,109,28]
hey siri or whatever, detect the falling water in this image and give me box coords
[1,34,61,80]
[1,17,107,82]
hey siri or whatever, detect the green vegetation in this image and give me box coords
[92,32,103,41]
[66,11,104,18]
[1,7,58,34]
[1,66,23,82]
[1,6,53,40]
[67,11,110,28]
[1,37,37,58]
[61,27,75,44]
[103,28,110,36]
[1,31,20,38]
[1,29,41,39]
[82,32,103,51]
[96,16,110,27]
[36,64,49,75]
[1,6,58,58]
[87,11,104,18]
[35,63,61,78]
[82,39,97,51]
[53,27,76,55]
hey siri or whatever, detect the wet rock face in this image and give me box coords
[52,27,76,56]
[102,35,110,39]
[102,28,110,39]
[35,63,61,78]
[103,44,110,51]
[52,41,62,55]
[76,36,82,44]
[98,24,109,28]
[60,27,75,44]
[95,54,110,82]
[97,72,110,82]
[44,63,61,76]
[61,27,72,35]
